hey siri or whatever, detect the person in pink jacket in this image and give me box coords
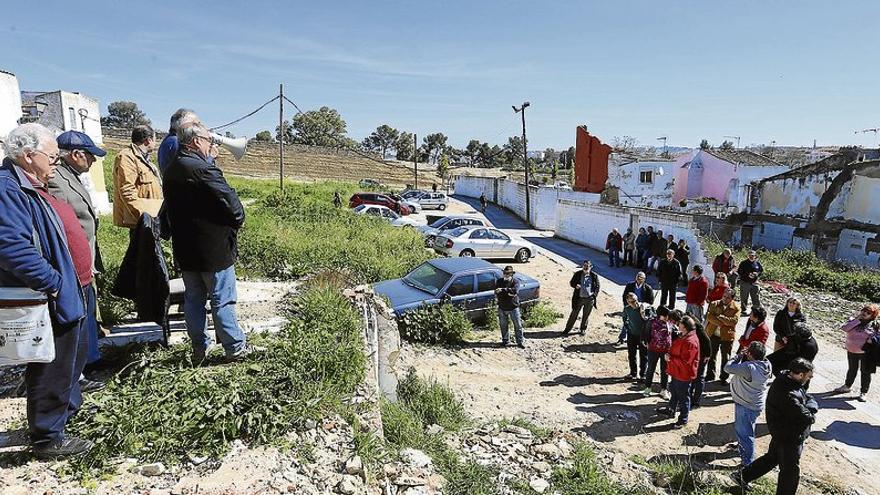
[834,304,879,402]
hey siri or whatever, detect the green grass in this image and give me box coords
[523,300,563,328]
[497,417,552,441]
[68,286,365,476]
[400,303,473,344]
[550,443,625,495]
[703,238,880,303]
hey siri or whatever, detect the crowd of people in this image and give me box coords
[548,243,879,494]
[0,109,251,459]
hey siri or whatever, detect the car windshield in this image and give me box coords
[403,191,423,199]
[353,205,367,213]
[447,227,471,237]
[429,217,452,228]
[403,262,452,295]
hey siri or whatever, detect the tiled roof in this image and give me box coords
[706,149,784,167]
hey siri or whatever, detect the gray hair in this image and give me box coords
[3,123,56,159]
[177,122,208,146]
[169,108,199,133]
[636,271,646,279]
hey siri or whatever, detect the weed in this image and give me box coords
[498,417,551,441]
[550,443,624,494]
[399,303,472,344]
[396,368,468,432]
[522,300,563,328]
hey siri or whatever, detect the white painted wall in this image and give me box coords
[608,161,675,208]
[837,229,880,268]
[841,175,880,224]
[0,71,22,158]
[752,221,800,250]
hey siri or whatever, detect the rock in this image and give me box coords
[382,463,398,479]
[336,476,358,494]
[427,473,447,490]
[188,454,208,465]
[135,462,166,476]
[396,475,427,487]
[304,419,318,430]
[529,478,550,493]
[557,438,574,457]
[502,424,532,437]
[533,443,561,457]
[490,436,505,447]
[344,456,364,476]
[425,424,444,435]
[533,461,552,473]
[401,448,432,469]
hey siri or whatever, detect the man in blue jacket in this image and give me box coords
[157,108,201,175]
[0,123,91,458]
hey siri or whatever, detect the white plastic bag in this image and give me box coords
[0,288,55,365]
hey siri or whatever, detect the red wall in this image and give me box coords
[573,126,611,193]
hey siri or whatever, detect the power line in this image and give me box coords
[209,95,280,131]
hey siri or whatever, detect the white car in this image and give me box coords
[390,194,422,213]
[401,189,429,200]
[353,204,422,227]
[433,226,537,263]
[415,192,449,210]
[417,216,491,247]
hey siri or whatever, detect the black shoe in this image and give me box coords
[516,342,526,349]
[578,329,585,335]
[33,436,93,460]
[655,407,674,417]
[79,379,105,394]
[561,329,571,335]
[499,341,509,348]
[691,402,701,409]
[673,420,687,429]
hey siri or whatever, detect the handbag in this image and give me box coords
[0,226,55,365]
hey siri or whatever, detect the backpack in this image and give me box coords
[649,318,672,353]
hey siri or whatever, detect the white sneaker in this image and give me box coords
[834,385,851,394]
[661,389,670,400]
[858,393,867,402]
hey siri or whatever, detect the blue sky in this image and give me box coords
[4,1,879,150]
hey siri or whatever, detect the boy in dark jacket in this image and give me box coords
[733,358,818,494]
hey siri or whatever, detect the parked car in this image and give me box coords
[416,215,490,247]
[372,258,541,322]
[349,192,412,215]
[359,178,382,188]
[433,226,537,263]
[415,192,449,210]
[352,204,422,227]
[389,193,422,213]
[401,189,428,200]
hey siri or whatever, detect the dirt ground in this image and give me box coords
[399,199,880,495]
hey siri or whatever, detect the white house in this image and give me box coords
[0,70,23,158]
[607,160,675,208]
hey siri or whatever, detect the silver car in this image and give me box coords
[416,192,449,210]
[433,226,537,263]
[417,216,491,247]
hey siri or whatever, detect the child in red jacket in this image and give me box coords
[658,315,701,428]
[737,307,770,353]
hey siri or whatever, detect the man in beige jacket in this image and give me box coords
[113,125,163,228]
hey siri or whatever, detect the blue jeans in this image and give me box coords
[608,249,621,267]
[735,404,761,466]
[182,265,247,355]
[645,350,668,390]
[499,308,524,345]
[669,378,691,424]
[690,359,708,406]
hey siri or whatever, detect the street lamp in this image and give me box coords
[513,101,531,226]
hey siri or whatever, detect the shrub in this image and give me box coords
[523,300,563,328]
[550,443,623,494]
[68,286,365,474]
[396,368,468,432]
[399,303,472,344]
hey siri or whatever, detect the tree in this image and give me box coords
[504,136,526,165]
[422,133,448,164]
[560,146,576,169]
[437,154,450,183]
[551,160,559,180]
[543,147,558,165]
[363,124,400,159]
[253,130,273,142]
[699,139,711,150]
[276,120,294,144]
[292,106,349,147]
[101,101,151,128]
[465,139,482,166]
[720,140,735,151]
[396,131,415,161]
[612,136,638,153]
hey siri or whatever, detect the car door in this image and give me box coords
[467,228,492,258]
[443,274,478,319]
[488,229,514,257]
[473,271,499,321]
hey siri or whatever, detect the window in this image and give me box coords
[446,275,474,296]
[69,107,78,130]
[404,263,452,295]
[365,208,380,216]
[477,272,497,292]
[464,219,482,226]
[470,229,488,239]
[488,229,510,241]
[639,170,653,184]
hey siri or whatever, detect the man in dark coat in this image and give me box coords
[495,265,524,348]
[563,260,600,335]
[619,271,655,344]
[163,123,250,363]
[733,358,818,494]
[657,249,682,309]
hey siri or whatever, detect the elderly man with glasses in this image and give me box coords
[48,131,108,391]
[0,123,93,458]
[163,123,250,364]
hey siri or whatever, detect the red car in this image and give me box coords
[349,192,412,215]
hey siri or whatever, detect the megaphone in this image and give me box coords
[210,133,247,161]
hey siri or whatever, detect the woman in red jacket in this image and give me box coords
[658,315,701,428]
[737,307,770,353]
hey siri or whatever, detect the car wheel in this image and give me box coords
[438,204,447,211]
[425,236,435,247]
[460,249,475,258]
[516,248,531,263]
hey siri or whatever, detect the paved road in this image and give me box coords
[450,194,880,488]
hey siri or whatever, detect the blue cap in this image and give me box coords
[57,131,107,157]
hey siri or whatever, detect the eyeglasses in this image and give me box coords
[31,149,60,164]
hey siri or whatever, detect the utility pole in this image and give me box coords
[513,102,531,226]
[413,133,418,190]
[723,135,741,148]
[279,83,284,190]
[656,136,668,157]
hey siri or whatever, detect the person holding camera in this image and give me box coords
[494,265,524,348]
[724,341,772,467]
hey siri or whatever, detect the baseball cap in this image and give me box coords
[57,131,107,157]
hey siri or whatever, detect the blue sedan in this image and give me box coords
[373,258,541,322]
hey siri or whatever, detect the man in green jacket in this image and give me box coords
[623,292,649,381]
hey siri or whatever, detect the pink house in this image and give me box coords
[672,149,789,210]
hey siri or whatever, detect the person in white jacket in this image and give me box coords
[724,341,772,467]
